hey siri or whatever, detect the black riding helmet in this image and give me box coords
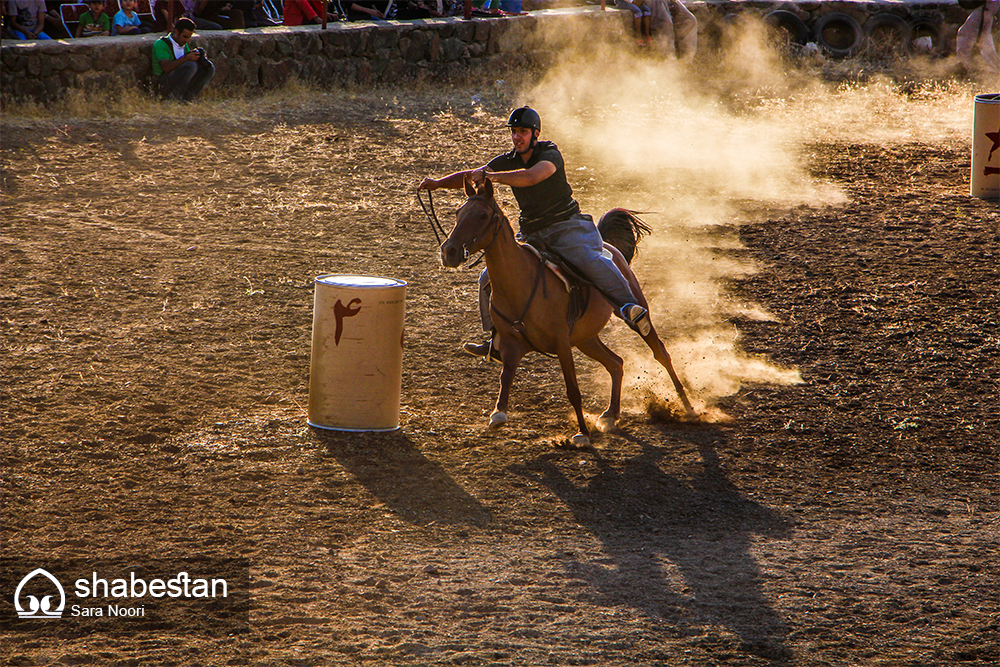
[506,107,541,132]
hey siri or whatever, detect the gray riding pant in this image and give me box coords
[477,212,638,332]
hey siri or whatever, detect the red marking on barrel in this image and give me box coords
[334,298,362,345]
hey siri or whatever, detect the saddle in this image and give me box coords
[520,240,601,332]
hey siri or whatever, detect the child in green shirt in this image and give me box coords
[76,0,111,37]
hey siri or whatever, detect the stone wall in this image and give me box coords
[0,8,630,105]
[0,2,982,106]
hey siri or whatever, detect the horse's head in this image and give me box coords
[440,177,502,268]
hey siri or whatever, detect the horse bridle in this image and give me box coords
[418,188,504,268]
[460,195,506,266]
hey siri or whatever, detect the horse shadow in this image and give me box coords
[311,428,492,528]
[511,426,793,662]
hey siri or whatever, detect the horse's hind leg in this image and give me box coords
[576,336,623,431]
[614,258,695,415]
[555,344,591,446]
[643,329,694,415]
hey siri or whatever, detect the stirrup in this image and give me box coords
[462,339,502,363]
[621,303,651,337]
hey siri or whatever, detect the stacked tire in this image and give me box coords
[764,10,810,48]
[725,9,951,60]
[863,13,912,58]
[813,12,864,58]
[803,10,944,59]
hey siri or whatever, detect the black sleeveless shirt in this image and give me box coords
[487,140,580,235]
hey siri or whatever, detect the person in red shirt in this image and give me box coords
[283,0,323,24]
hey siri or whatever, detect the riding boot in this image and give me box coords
[463,329,502,363]
[620,303,652,337]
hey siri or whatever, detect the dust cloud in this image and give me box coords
[513,25,981,416]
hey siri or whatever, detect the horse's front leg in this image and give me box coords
[490,336,527,428]
[555,344,591,446]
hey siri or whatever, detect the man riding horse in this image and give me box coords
[419,107,652,360]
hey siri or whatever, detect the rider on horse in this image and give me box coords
[419,106,652,360]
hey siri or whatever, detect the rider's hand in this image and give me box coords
[418,177,437,191]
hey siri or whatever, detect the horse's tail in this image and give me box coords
[597,209,651,265]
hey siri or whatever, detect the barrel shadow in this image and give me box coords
[312,428,492,528]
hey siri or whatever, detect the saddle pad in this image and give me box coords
[521,244,571,293]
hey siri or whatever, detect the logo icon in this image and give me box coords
[14,568,66,619]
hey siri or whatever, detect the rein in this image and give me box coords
[417,188,448,245]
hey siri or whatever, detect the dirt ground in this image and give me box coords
[2,73,999,666]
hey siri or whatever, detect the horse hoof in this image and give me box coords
[489,411,508,428]
[570,433,590,447]
[597,415,617,432]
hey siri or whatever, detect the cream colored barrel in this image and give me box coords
[971,93,1000,199]
[308,275,407,431]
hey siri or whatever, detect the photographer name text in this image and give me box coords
[72,604,146,617]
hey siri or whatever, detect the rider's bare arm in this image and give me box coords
[421,159,555,191]
[485,160,556,188]
[419,167,487,191]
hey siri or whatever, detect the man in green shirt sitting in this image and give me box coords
[151,17,215,102]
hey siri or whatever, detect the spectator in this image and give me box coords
[155,0,222,31]
[345,0,390,21]
[153,0,183,30]
[114,0,154,33]
[447,0,482,16]
[194,0,244,28]
[43,0,68,37]
[480,0,522,15]
[957,0,1000,73]
[646,0,696,60]
[282,0,322,25]
[251,0,280,25]
[151,16,215,101]
[615,0,650,46]
[6,0,52,39]
[76,0,111,36]
[393,0,444,19]
[229,0,261,26]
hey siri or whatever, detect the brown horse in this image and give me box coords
[441,178,693,446]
